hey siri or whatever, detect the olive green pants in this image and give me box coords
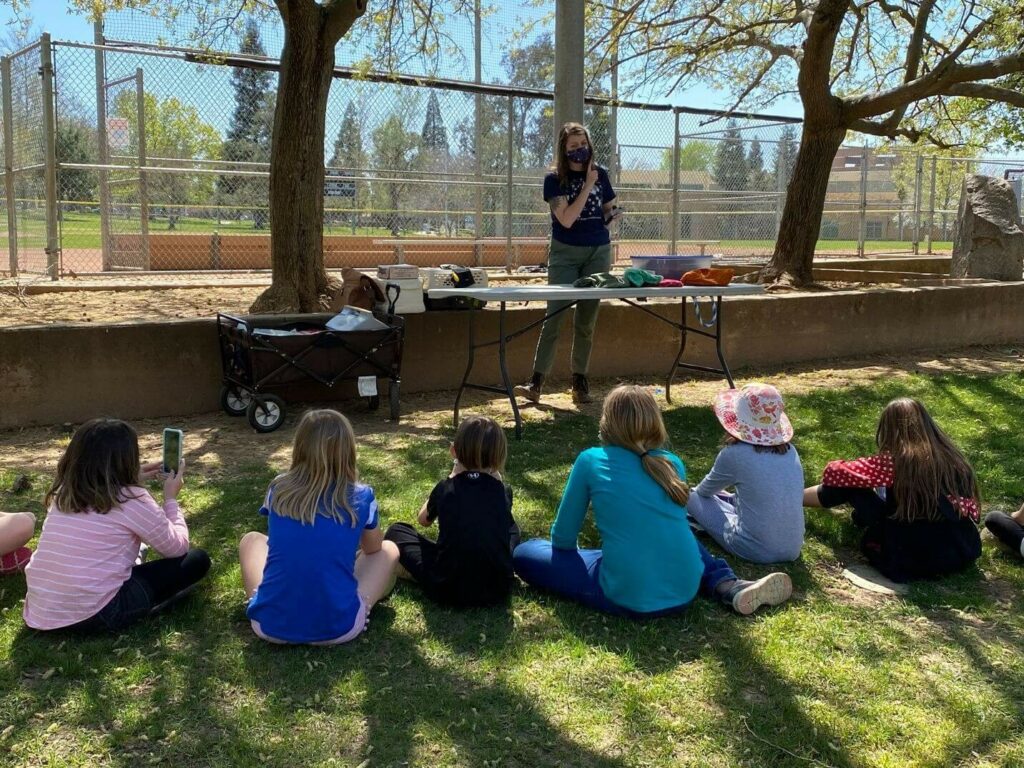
[532,239,613,376]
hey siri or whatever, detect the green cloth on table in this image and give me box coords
[623,268,663,287]
[573,272,627,289]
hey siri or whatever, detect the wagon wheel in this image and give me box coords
[246,395,286,433]
[220,385,252,417]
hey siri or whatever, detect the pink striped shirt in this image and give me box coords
[24,488,190,630]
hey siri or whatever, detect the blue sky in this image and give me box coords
[2,1,803,118]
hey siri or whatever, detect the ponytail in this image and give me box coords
[640,451,690,506]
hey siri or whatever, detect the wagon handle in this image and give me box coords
[385,282,402,318]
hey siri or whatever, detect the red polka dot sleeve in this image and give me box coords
[821,454,894,488]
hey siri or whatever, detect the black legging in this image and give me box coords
[68,548,211,632]
[984,512,1024,557]
[817,485,981,582]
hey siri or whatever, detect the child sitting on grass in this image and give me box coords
[685,383,805,563]
[984,503,1024,562]
[514,385,792,617]
[385,416,521,607]
[804,398,981,583]
[240,409,399,645]
[0,510,35,575]
[24,419,210,632]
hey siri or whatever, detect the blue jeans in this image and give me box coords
[512,539,737,618]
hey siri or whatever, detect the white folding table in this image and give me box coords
[426,284,765,438]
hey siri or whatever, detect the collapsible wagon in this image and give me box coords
[216,299,404,432]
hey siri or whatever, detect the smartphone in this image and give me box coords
[162,428,183,475]
[605,205,624,224]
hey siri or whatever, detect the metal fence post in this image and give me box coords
[505,94,514,272]
[669,110,679,254]
[775,147,786,238]
[136,67,150,269]
[2,56,17,277]
[473,0,483,240]
[857,143,868,257]
[926,156,937,254]
[40,33,59,280]
[912,152,923,254]
[94,20,112,270]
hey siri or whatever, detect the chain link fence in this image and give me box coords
[3,32,1023,280]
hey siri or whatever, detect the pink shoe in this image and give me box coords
[0,546,32,574]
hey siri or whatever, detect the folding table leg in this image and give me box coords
[665,295,688,404]
[453,307,478,429]
[497,301,523,439]
[713,296,735,388]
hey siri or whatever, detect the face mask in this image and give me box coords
[566,146,591,164]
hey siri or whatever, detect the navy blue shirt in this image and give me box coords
[543,166,616,247]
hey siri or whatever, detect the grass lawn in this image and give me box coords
[1,371,1022,767]
[8,208,954,255]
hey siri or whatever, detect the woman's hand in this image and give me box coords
[584,165,599,190]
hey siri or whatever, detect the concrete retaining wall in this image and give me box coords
[2,282,1022,428]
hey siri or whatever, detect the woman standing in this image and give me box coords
[515,122,619,405]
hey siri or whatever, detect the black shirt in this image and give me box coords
[426,472,520,605]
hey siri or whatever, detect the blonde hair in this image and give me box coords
[599,385,689,506]
[270,409,359,526]
[875,398,979,522]
[453,415,507,473]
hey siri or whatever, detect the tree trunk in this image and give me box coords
[250,6,338,313]
[760,126,846,286]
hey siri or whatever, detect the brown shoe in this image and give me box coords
[571,374,593,405]
[514,372,544,403]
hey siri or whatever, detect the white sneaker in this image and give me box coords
[727,573,793,616]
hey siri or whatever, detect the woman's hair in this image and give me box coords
[599,385,689,506]
[553,121,592,189]
[722,434,791,455]
[875,398,979,522]
[46,418,141,514]
[453,415,507,473]
[271,409,359,526]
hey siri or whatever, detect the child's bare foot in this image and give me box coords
[1011,503,1024,525]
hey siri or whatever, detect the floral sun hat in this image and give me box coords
[713,383,793,446]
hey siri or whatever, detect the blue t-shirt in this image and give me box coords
[550,446,703,613]
[543,166,616,247]
[246,482,378,643]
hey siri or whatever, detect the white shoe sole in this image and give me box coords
[732,572,792,616]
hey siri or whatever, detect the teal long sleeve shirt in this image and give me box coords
[550,446,704,613]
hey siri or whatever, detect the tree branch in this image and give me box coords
[846,48,1024,119]
[943,82,1024,108]
[877,0,936,132]
[849,117,955,148]
[325,0,368,43]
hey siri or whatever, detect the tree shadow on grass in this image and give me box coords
[232,595,630,768]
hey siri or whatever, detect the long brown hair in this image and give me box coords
[270,409,359,526]
[454,415,507,473]
[876,398,979,522]
[552,122,592,190]
[599,385,690,506]
[46,418,142,514]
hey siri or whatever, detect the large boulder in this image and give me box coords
[951,174,1024,280]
